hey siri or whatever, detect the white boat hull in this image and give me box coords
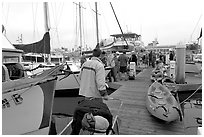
[2,78,56,135]
[55,69,110,91]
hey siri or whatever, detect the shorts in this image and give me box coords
[120,66,127,73]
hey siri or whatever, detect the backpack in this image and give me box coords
[71,99,113,135]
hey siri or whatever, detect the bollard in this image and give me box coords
[170,61,176,79]
[175,44,186,84]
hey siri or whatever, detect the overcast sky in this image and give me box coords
[1,0,203,50]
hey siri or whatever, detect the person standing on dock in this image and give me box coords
[79,48,109,100]
[100,51,107,67]
[71,48,110,135]
[80,52,87,67]
[152,52,156,68]
[169,50,175,61]
[107,51,117,82]
[113,52,120,81]
[118,51,129,81]
[149,51,153,67]
[129,51,137,72]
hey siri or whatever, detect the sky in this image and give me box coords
[1,0,203,51]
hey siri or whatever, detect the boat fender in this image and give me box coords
[172,106,183,121]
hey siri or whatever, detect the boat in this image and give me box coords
[100,32,144,52]
[2,2,61,135]
[162,77,177,95]
[146,81,182,122]
[2,63,61,135]
[150,69,164,82]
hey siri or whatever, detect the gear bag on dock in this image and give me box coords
[71,98,113,135]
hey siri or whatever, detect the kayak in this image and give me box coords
[146,81,182,122]
[150,69,163,82]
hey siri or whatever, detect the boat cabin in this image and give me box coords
[2,34,27,81]
[101,32,142,52]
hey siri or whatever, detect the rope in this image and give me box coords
[2,74,57,106]
[179,85,202,105]
[2,3,10,25]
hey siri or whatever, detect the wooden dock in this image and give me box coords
[109,68,186,135]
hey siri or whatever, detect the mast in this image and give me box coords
[79,2,82,55]
[73,2,85,55]
[43,2,50,32]
[95,2,99,44]
[43,2,50,63]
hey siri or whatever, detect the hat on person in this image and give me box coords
[93,48,102,57]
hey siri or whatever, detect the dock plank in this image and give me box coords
[108,68,186,135]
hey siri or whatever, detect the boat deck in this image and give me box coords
[108,67,202,135]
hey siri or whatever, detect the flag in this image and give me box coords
[2,25,5,33]
[197,28,202,40]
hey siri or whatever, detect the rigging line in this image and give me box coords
[99,3,110,39]
[50,3,60,49]
[109,2,129,48]
[32,3,40,40]
[88,2,98,43]
[32,3,38,41]
[179,85,202,105]
[56,3,64,27]
[54,3,64,48]
[51,3,57,29]
[3,3,10,25]
[75,4,79,48]
[1,3,7,25]
[71,3,77,49]
[81,7,86,49]
[190,14,202,41]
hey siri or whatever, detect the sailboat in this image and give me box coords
[2,67,58,135]
[1,3,64,135]
[2,32,58,135]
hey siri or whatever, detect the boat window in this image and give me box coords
[3,56,20,63]
[5,63,24,80]
[2,65,10,82]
